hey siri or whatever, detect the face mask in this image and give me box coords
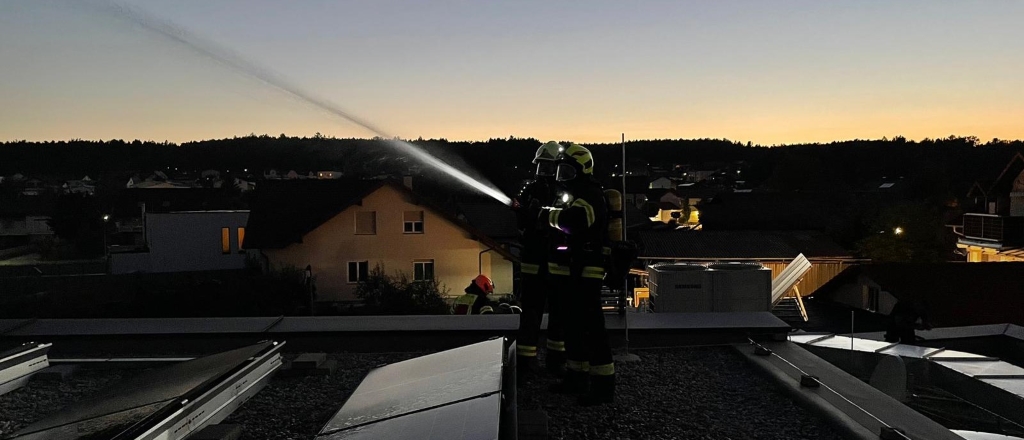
[535,161,556,177]
[556,163,577,181]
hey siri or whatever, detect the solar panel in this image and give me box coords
[320,394,501,440]
[0,342,51,396]
[771,253,811,304]
[10,342,275,439]
[934,360,1024,378]
[317,338,506,439]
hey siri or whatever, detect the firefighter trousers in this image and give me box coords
[516,270,566,362]
[564,275,614,379]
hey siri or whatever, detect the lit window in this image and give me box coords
[237,227,246,252]
[414,260,434,281]
[404,210,424,234]
[355,211,376,235]
[221,227,230,254]
[348,261,369,283]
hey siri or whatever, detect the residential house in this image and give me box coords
[634,230,859,297]
[63,176,96,195]
[127,171,191,189]
[110,211,250,274]
[20,178,48,197]
[678,169,717,184]
[955,153,1024,262]
[0,215,53,246]
[813,263,1024,327]
[108,187,247,249]
[0,193,55,247]
[645,189,700,227]
[244,179,517,302]
[648,177,674,190]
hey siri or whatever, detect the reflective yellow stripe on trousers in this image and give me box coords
[590,363,615,376]
[566,360,590,373]
[517,344,538,357]
[548,263,570,276]
[546,339,565,352]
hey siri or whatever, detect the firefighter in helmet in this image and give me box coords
[512,141,568,375]
[541,143,615,405]
[453,274,497,315]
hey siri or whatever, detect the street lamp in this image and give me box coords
[894,226,904,236]
[102,215,111,272]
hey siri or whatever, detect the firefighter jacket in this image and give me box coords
[513,178,562,275]
[543,177,609,280]
[453,293,494,315]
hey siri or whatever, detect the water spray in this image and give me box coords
[71,0,511,206]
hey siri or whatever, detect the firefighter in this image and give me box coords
[541,143,615,405]
[453,274,497,315]
[512,141,568,376]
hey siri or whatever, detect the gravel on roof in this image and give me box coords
[3,347,844,440]
[0,369,129,436]
[0,352,427,440]
[519,346,845,440]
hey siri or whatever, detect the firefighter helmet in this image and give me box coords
[555,143,594,181]
[533,141,561,177]
[472,274,495,295]
[534,141,561,164]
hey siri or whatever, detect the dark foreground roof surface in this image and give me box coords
[0,347,844,440]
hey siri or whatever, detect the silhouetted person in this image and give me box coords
[884,299,930,344]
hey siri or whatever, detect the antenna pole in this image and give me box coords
[622,133,629,351]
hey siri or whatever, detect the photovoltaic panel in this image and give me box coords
[9,342,272,440]
[318,338,505,438]
[320,394,501,440]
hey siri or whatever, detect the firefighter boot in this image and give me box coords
[578,374,615,406]
[545,350,566,378]
[549,369,589,395]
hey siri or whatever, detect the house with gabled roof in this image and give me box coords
[956,152,1024,262]
[244,178,517,303]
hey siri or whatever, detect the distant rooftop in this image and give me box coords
[635,230,855,260]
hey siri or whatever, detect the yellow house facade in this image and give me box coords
[247,180,516,303]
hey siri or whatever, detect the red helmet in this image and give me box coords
[472,274,495,295]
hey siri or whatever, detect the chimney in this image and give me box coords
[403,175,413,189]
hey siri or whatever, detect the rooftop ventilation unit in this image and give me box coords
[315,337,516,440]
[0,342,51,396]
[708,262,772,312]
[649,262,771,312]
[648,263,711,312]
[7,340,284,440]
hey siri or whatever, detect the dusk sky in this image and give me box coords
[2,0,1023,145]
